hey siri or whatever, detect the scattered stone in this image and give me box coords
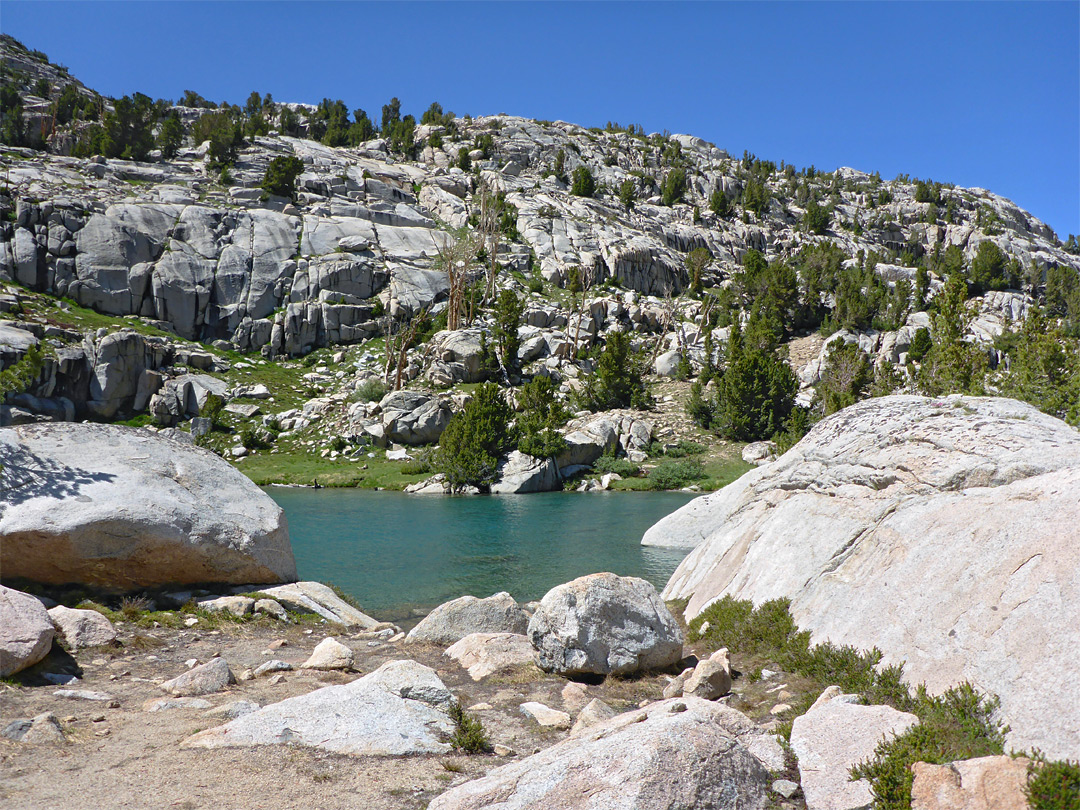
[0,585,55,677]
[791,699,919,810]
[143,697,212,712]
[267,673,287,685]
[560,681,589,712]
[663,667,694,699]
[300,637,354,670]
[405,592,529,646]
[772,779,801,799]
[53,689,114,702]
[443,633,535,681]
[569,698,617,737]
[910,755,1030,810]
[2,712,66,744]
[195,595,254,618]
[519,701,571,730]
[770,703,792,715]
[183,660,456,756]
[46,605,117,650]
[493,744,515,757]
[253,598,287,620]
[159,658,236,697]
[429,698,773,810]
[683,649,732,699]
[253,659,293,677]
[528,573,684,676]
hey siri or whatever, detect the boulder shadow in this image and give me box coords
[0,444,117,506]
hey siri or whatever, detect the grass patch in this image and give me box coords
[449,703,492,753]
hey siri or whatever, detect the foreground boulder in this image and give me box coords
[652,396,1080,759]
[444,633,535,680]
[429,698,774,810]
[183,660,456,755]
[528,573,684,676]
[0,585,54,677]
[0,423,296,588]
[406,592,530,645]
[47,605,116,650]
[159,658,236,697]
[910,755,1031,810]
[251,581,378,628]
[791,693,919,810]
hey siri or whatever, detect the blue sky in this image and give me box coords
[3,1,1078,238]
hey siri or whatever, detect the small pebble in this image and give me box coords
[91,715,106,723]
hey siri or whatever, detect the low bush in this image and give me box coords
[353,378,387,403]
[1026,755,1080,810]
[449,703,491,753]
[647,457,704,490]
[592,453,639,477]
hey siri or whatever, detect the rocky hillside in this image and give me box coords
[2,34,1079,490]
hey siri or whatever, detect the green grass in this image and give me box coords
[237,446,430,489]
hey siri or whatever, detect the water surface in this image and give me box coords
[266,488,695,623]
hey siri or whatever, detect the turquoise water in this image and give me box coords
[265,488,695,623]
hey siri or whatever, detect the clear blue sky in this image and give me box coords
[3,1,1078,238]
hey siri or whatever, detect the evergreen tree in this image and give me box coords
[571,165,596,197]
[493,289,524,374]
[517,375,569,459]
[619,179,636,211]
[157,112,183,159]
[661,167,687,206]
[434,383,515,492]
[715,318,797,441]
[260,155,305,199]
[579,331,652,411]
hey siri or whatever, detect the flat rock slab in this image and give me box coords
[429,698,773,810]
[0,423,295,588]
[253,581,378,628]
[406,592,529,646]
[519,701,571,729]
[53,689,114,702]
[657,395,1080,760]
[0,585,54,677]
[444,633,535,680]
[791,698,919,810]
[182,659,456,756]
[143,697,213,712]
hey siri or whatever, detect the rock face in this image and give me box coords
[652,396,1080,760]
[46,605,116,650]
[490,451,560,494]
[379,390,451,445]
[0,585,55,677]
[791,696,919,810]
[528,573,684,676]
[910,756,1031,810]
[0,423,296,588]
[428,698,773,810]
[405,592,530,646]
[444,633,535,680]
[182,660,456,756]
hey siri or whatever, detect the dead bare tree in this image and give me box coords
[432,228,482,332]
[476,180,502,302]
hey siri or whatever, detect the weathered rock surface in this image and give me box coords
[182,659,456,756]
[528,573,684,676]
[519,701,571,729]
[490,450,560,494]
[429,698,774,810]
[406,592,530,646]
[159,658,236,697]
[910,755,1031,810]
[444,632,535,680]
[683,649,732,700]
[569,697,617,737]
[0,423,295,587]
[253,581,378,628]
[654,396,1080,760]
[379,390,451,445]
[0,585,54,676]
[791,694,919,810]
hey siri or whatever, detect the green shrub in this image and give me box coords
[516,375,568,460]
[1026,755,1080,810]
[577,331,653,412]
[328,436,346,453]
[661,440,707,457]
[240,426,272,450]
[804,201,830,234]
[661,167,687,206]
[907,327,932,362]
[354,378,387,403]
[647,457,704,490]
[449,703,491,753]
[592,453,639,477]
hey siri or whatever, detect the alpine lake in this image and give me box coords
[265,487,696,626]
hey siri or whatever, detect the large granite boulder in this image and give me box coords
[650,395,1080,760]
[0,585,54,677]
[379,390,452,445]
[182,660,456,756]
[443,632,535,680]
[0,423,296,588]
[490,450,560,494]
[405,592,529,646]
[528,573,684,676]
[429,698,774,810]
[47,605,116,650]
